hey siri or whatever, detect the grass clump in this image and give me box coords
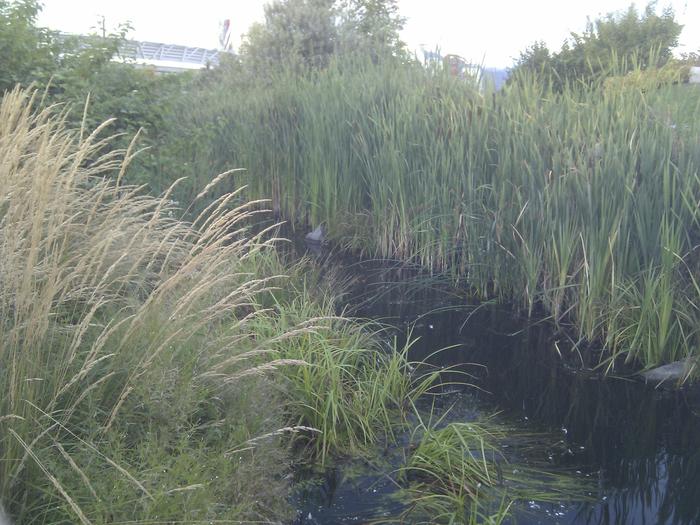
[396,417,592,524]
[400,421,509,524]
[0,86,295,523]
[260,288,437,462]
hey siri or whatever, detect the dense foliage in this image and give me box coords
[0,0,54,91]
[0,2,432,523]
[157,54,700,370]
[511,2,683,89]
[0,84,428,523]
[0,0,185,191]
[240,0,405,72]
[1,1,696,380]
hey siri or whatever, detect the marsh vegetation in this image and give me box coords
[161,57,700,371]
[3,0,700,523]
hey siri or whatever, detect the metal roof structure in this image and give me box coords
[119,40,221,73]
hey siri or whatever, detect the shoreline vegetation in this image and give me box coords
[159,56,700,373]
[0,88,591,525]
[2,1,700,522]
[6,0,696,375]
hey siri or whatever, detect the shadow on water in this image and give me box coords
[289,241,700,525]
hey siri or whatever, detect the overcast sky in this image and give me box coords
[37,1,700,68]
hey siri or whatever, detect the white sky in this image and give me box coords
[37,0,700,68]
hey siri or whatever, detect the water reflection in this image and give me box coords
[342,261,700,525]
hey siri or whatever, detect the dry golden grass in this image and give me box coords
[0,87,303,523]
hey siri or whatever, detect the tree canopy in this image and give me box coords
[511,2,683,88]
[0,0,55,92]
[239,0,405,72]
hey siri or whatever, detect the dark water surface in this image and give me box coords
[291,253,700,525]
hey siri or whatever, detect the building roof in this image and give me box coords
[119,40,221,72]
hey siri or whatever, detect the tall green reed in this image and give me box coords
[159,55,700,369]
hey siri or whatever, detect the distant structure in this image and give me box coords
[420,48,509,90]
[119,40,221,73]
[444,54,480,79]
[219,19,234,52]
[54,30,227,74]
[691,67,700,84]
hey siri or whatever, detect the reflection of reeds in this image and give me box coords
[166,56,700,369]
[576,451,700,525]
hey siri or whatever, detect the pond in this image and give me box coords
[290,250,700,525]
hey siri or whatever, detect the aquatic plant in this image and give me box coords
[250,259,440,462]
[396,415,592,524]
[161,55,700,370]
[399,420,506,523]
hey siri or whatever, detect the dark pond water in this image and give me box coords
[290,247,700,525]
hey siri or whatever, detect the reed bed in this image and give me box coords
[0,87,422,523]
[163,57,700,369]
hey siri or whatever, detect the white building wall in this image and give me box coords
[689,67,700,84]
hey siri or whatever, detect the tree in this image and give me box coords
[0,0,55,92]
[240,0,406,72]
[337,0,405,56]
[573,3,681,68]
[240,0,338,71]
[679,50,700,66]
[0,0,134,94]
[511,41,557,84]
[0,0,184,188]
[511,2,683,88]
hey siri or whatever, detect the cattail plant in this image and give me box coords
[162,55,700,369]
